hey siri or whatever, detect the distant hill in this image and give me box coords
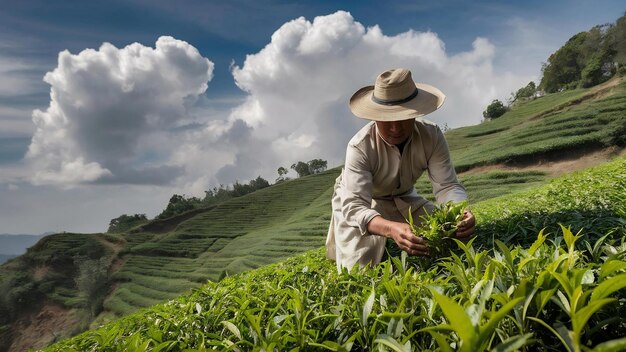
[0,234,47,264]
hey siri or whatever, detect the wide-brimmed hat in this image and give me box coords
[349,68,445,121]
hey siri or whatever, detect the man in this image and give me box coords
[326,68,475,270]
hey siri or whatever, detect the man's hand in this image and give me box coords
[455,209,476,241]
[390,222,430,256]
[368,216,429,256]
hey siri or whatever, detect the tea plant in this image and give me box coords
[406,201,467,260]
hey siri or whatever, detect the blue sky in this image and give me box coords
[0,0,624,234]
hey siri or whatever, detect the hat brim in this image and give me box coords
[349,83,446,121]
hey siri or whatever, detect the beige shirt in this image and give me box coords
[326,119,467,270]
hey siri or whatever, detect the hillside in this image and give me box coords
[45,154,626,351]
[1,76,625,351]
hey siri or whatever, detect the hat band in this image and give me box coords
[371,88,418,106]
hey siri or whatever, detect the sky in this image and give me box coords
[0,0,624,234]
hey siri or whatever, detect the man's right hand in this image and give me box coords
[368,216,429,256]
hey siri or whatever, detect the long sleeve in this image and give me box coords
[340,143,381,235]
[427,126,467,203]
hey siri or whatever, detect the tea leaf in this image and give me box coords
[491,333,533,352]
[374,334,410,352]
[221,321,242,341]
[599,260,626,280]
[429,289,477,349]
[362,289,375,327]
[591,336,626,352]
[590,273,626,301]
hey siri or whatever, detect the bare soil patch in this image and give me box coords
[108,255,127,275]
[32,265,50,281]
[460,147,624,178]
[8,301,79,352]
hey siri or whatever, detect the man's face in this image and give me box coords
[375,118,414,145]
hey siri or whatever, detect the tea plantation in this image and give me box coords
[1,76,624,351]
[44,155,626,351]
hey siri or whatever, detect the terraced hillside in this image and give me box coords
[446,77,626,171]
[104,169,339,317]
[1,76,625,351]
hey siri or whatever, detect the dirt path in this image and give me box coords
[459,146,625,178]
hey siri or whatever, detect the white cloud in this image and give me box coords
[216,10,533,184]
[21,11,536,196]
[25,36,214,186]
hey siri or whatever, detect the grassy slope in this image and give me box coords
[45,155,626,351]
[446,77,626,171]
[2,77,625,349]
[104,169,339,317]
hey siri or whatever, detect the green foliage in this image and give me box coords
[482,99,508,120]
[307,158,328,174]
[291,161,311,177]
[156,176,271,220]
[511,81,537,104]
[474,156,625,249]
[605,12,626,72]
[539,13,626,92]
[276,166,290,183]
[102,169,340,319]
[0,272,38,323]
[231,176,270,197]
[541,31,590,93]
[291,159,328,177]
[44,156,626,352]
[406,201,467,260]
[155,194,204,220]
[580,51,610,88]
[447,80,626,172]
[74,256,112,319]
[107,214,148,233]
[46,227,626,351]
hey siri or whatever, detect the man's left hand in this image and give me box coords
[455,209,475,240]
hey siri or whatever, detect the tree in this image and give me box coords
[276,166,290,183]
[535,13,625,92]
[291,159,328,177]
[307,159,328,174]
[604,12,626,73]
[511,81,537,104]
[204,185,232,205]
[482,99,508,120]
[580,51,611,87]
[291,161,311,177]
[107,214,148,233]
[156,194,203,219]
[249,176,270,190]
[540,32,588,92]
[232,176,270,197]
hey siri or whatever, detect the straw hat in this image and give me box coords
[349,68,445,121]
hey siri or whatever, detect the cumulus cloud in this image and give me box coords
[26,36,214,185]
[23,11,534,195]
[205,10,533,186]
